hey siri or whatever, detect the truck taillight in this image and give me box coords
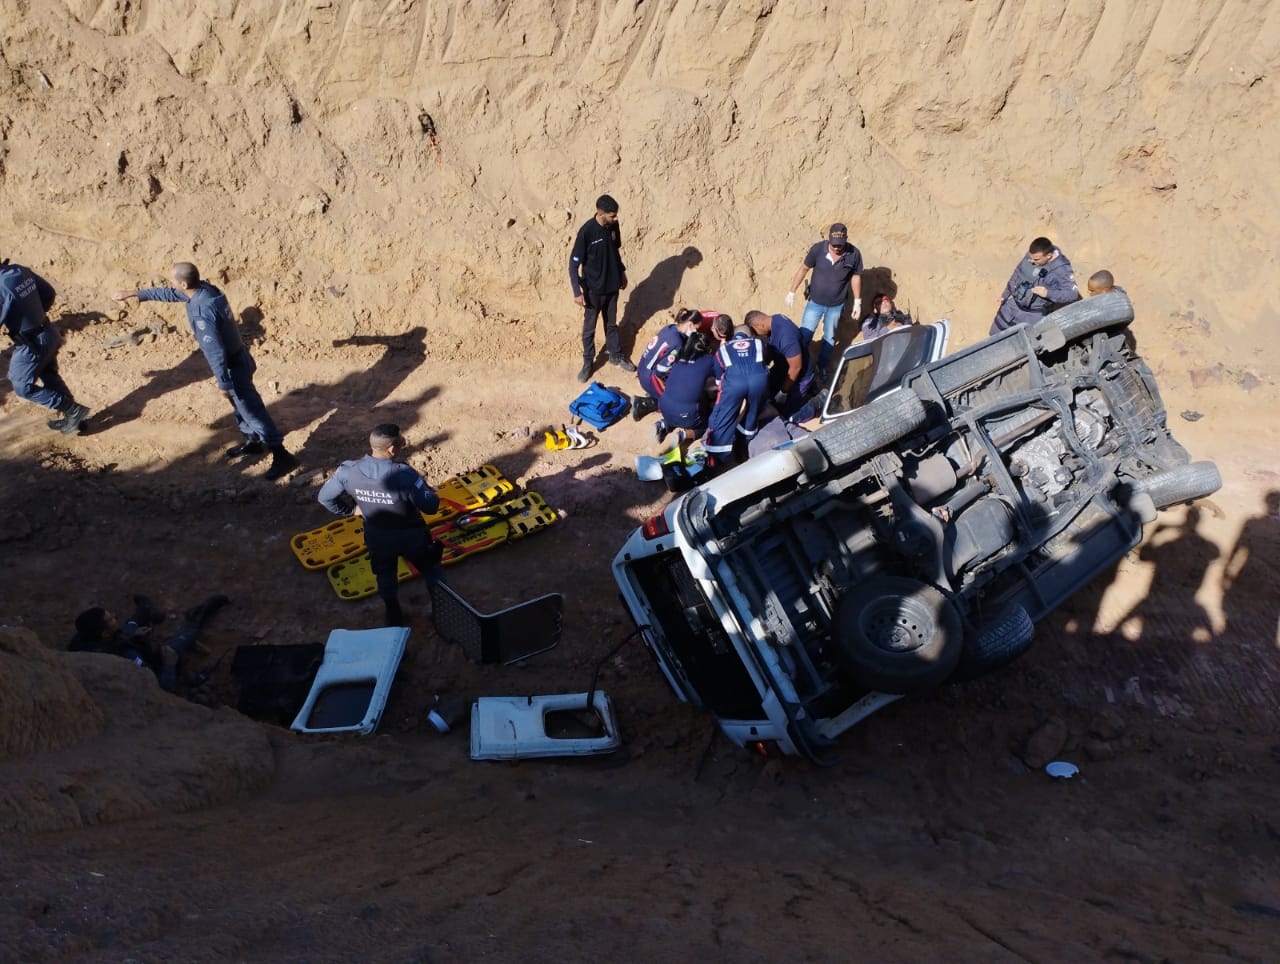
[641,514,670,539]
[751,740,780,757]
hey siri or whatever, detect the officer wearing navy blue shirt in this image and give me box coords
[705,326,770,464]
[569,194,636,383]
[745,309,811,418]
[318,424,444,627]
[113,262,297,480]
[1,259,89,434]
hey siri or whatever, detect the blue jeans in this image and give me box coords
[800,300,843,375]
[800,301,842,347]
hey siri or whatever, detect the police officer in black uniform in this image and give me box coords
[0,258,89,434]
[317,424,444,627]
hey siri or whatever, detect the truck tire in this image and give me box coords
[951,605,1035,683]
[835,576,963,695]
[812,389,927,468]
[1132,461,1222,509]
[1051,289,1135,342]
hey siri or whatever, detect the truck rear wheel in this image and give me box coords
[951,605,1035,683]
[1051,289,1135,342]
[835,576,963,695]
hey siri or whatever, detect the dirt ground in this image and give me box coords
[3,3,1280,962]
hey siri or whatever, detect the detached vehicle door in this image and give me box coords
[822,321,951,421]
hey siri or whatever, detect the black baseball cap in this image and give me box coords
[828,224,849,247]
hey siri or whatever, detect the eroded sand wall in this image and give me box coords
[1,1,1276,381]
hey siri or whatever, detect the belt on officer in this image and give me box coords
[13,324,48,348]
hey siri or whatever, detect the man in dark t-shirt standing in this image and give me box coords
[569,194,636,383]
[786,223,863,380]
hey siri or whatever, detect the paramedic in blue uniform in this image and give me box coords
[785,223,863,379]
[633,307,699,419]
[705,325,770,466]
[654,332,716,446]
[745,309,810,419]
[113,262,298,480]
[318,424,444,628]
[990,236,1080,334]
[569,194,636,383]
[1,258,90,434]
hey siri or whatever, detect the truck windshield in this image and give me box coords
[827,352,876,414]
[828,325,939,417]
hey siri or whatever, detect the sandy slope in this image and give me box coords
[2,2,1279,959]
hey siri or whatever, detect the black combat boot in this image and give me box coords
[632,396,657,421]
[225,435,267,459]
[48,400,90,435]
[263,446,299,481]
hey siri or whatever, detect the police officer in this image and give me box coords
[1,258,89,434]
[990,236,1080,334]
[113,262,298,480]
[317,424,444,627]
[705,325,770,466]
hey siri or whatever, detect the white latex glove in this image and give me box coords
[852,297,862,316]
[784,291,795,308]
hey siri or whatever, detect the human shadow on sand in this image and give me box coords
[84,305,284,436]
[618,246,702,355]
[55,309,115,335]
[1110,505,1220,644]
[1222,491,1280,646]
[86,350,212,435]
[269,325,437,472]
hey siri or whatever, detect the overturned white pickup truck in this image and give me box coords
[612,291,1220,762]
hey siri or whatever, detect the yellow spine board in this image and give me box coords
[290,464,515,570]
[325,492,560,600]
